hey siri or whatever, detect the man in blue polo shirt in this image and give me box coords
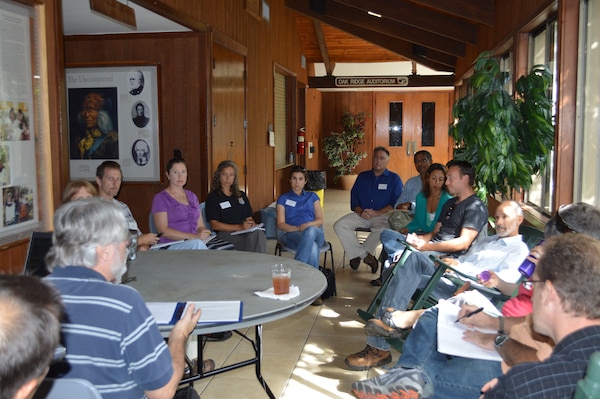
[46,198,209,399]
[334,146,402,273]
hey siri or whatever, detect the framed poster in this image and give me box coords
[66,65,161,181]
[0,0,47,243]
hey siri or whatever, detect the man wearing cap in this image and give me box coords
[75,91,119,159]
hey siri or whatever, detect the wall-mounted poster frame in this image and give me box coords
[0,0,50,244]
[66,64,161,182]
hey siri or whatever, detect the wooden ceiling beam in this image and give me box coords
[409,0,494,26]
[333,0,477,44]
[286,0,456,71]
[326,1,466,57]
[313,20,335,75]
[128,0,208,31]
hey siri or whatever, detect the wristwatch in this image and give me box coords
[494,333,510,350]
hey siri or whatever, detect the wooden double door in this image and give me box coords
[374,92,452,182]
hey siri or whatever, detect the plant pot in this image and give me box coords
[339,174,358,190]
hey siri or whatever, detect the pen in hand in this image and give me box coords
[455,306,484,323]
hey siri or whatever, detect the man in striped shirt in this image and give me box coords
[46,198,203,399]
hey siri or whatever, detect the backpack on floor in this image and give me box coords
[320,267,336,300]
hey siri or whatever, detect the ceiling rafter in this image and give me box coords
[286,0,457,72]
[409,0,494,26]
[333,0,477,44]
[325,0,466,57]
[313,20,335,75]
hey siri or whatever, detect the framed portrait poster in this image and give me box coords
[66,65,161,181]
[0,0,48,243]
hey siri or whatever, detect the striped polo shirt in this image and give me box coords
[46,266,173,399]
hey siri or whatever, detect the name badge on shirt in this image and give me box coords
[219,201,232,209]
[378,184,388,190]
[285,199,297,207]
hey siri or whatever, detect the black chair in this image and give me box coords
[23,231,53,277]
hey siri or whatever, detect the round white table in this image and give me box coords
[125,250,327,398]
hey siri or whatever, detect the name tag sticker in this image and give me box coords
[285,199,297,207]
[219,201,232,209]
[378,184,388,190]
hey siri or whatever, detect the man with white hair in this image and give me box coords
[46,198,210,399]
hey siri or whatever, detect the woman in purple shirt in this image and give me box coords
[151,158,210,250]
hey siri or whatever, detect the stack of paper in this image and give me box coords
[147,301,243,324]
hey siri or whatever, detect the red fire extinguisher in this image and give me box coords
[297,127,306,155]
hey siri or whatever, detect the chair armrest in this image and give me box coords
[428,255,506,299]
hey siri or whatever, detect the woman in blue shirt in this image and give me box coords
[276,166,324,269]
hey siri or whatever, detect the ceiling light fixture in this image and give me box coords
[367,11,382,18]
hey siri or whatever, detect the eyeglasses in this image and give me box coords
[521,279,545,290]
[445,205,455,220]
[554,206,577,234]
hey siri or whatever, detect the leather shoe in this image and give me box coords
[345,345,392,370]
[183,357,216,378]
[370,277,382,286]
[364,253,379,273]
[364,319,405,338]
[349,257,361,270]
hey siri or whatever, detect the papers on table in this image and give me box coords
[150,240,186,250]
[147,301,243,325]
[231,223,265,236]
[149,234,216,250]
[436,290,502,362]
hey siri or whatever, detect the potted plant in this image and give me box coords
[322,111,368,189]
[450,52,554,200]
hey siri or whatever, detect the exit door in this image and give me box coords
[374,92,451,182]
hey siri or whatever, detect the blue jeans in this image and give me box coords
[395,307,501,399]
[380,229,408,256]
[366,251,456,351]
[278,226,324,269]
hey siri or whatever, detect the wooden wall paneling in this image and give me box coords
[64,33,208,233]
[304,88,322,171]
[455,0,555,79]
[553,0,579,208]
[156,0,308,212]
[0,239,28,275]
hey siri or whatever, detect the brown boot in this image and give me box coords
[345,345,392,370]
[364,253,379,273]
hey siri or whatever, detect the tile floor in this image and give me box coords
[190,189,399,398]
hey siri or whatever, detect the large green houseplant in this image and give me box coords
[450,52,554,199]
[322,111,368,184]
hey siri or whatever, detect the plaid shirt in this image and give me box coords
[486,325,600,398]
[113,198,141,234]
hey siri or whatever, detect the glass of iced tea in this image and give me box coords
[271,263,291,295]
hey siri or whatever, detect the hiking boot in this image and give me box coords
[350,257,361,270]
[365,319,405,339]
[352,368,426,399]
[345,345,392,371]
[364,253,379,273]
